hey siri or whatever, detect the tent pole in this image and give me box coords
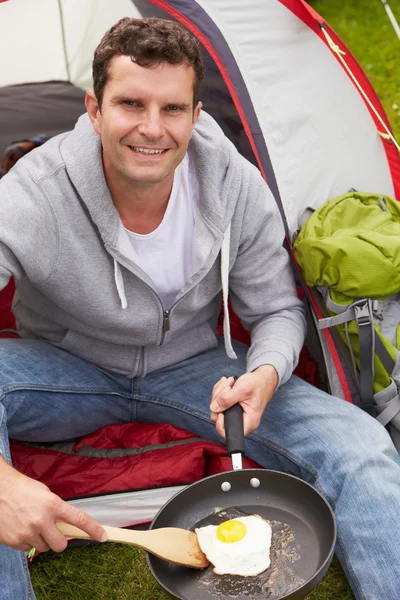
[57,0,71,82]
[380,0,400,41]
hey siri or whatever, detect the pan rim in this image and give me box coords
[147,468,337,600]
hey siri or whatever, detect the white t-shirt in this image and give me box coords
[125,153,199,308]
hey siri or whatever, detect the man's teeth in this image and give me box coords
[131,147,164,154]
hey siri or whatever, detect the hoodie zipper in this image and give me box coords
[163,310,170,334]
[109,235,223,346]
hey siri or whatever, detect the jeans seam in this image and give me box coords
[1,384,132,397]
[21,553,34,600]
[0,392,11,463]
[133,392,214,423]
[336,534,365,600]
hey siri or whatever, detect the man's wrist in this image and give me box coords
[253,364,279,390]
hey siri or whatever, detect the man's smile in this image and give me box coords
[127,145,170,158]
[128,146,167,154]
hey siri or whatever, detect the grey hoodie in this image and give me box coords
[0,111,305,384]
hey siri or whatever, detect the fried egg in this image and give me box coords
[195,515,272,576]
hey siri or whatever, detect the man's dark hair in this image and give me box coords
[93,17,205,110]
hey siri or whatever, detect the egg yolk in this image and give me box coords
[216,519,247,543]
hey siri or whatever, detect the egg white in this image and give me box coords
[195,515,272,576]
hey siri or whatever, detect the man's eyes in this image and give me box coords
[122,100,140,107]
[120,101,184,112]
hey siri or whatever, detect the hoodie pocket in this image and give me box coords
[200,322,219,351]
[37,328,70,344]
[50,329,141,376]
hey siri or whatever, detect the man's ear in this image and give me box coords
[85,91,102,135]
[192,101,202,126]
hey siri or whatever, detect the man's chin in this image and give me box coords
[123,170,169,186]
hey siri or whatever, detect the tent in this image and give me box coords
[0,0,399,527]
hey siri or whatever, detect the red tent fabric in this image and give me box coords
[0,278,16,333]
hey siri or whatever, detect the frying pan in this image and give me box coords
[147,404,337,600]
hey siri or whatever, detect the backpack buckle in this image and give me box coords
[353,300,372,327]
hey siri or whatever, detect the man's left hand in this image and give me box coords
[209,365,279,438]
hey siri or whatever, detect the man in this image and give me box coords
[0,17,399,600]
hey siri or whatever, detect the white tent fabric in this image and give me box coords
[194,0,395,233]
[0,0,142,89]
[69,485,186,528]
[0,0,67,84]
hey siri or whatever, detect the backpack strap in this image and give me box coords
[320,294,395,372]
[292,207,316,245]
[374,379,400,427]
[317,290,396,413]
[354,300,375,408]
[318,294,375,406]
[374,334,396,373]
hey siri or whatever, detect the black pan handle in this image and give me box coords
[224,402,245,456]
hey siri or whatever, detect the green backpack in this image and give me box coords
[293,191,400,447]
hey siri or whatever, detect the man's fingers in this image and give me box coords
[19,535,50,554]
[214,407,262,437]
[211,371,270,437]
[41,526,69,553]
[210,376,236,412]
[212,376,230,391]
[242,412,261,436]
[215,413,226,439]
[211,377,233,406]
[210,411,218,423]
[57,503,107,543]
[27,535,51,554]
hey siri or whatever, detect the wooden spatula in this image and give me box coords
[56,522,209,569]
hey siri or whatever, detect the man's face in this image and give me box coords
[86,56,201,190]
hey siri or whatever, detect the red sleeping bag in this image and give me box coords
[10,422,260,499]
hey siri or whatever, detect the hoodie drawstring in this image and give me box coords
[221,223,238,360]
[113,228,237,360]
[113,258,127,309]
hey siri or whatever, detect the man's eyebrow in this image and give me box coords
[108,96,192,110]
[109,95,139,104]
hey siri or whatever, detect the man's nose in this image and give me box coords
[137,109,165,140]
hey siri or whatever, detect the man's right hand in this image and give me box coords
[0,457,107,553]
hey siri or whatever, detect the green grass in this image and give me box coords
[30,544,175,600]
[309,0,400,141]
[30,2,400,598]
[30,543,354,600]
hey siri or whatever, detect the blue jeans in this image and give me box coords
[1,338,400,600]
